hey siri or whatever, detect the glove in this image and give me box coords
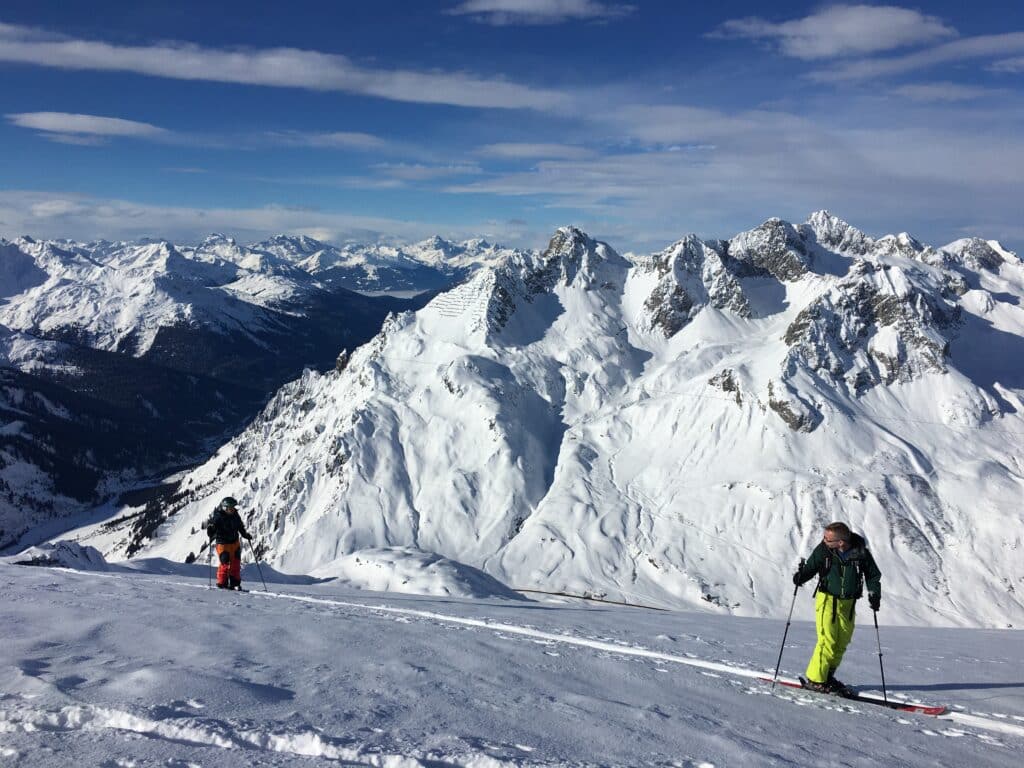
[869,593,881,611]
[242,532,253,541]
[792,570,803,586]
[206,526,214,540]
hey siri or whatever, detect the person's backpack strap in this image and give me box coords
[816,552,832,595]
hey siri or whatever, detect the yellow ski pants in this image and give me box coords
[805,591,857,684]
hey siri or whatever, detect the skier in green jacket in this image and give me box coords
[793,521,882,694]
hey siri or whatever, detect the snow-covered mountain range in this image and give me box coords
[88,212,1024,628]
[255,233,520,293]
[1,232,492,549]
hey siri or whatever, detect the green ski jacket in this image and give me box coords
[796,532,881,600]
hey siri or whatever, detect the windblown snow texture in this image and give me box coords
[1,558,1022,766]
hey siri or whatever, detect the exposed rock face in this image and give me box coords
[926,238,1007,273]
[783,260,961,393]
[726,218,813,281]
[803,210,874,255]
[708,368,743,406]
[541,226,626,289]
[643,236,750,338]
[767,379,823,433]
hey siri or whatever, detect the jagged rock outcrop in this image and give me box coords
[643,236,750,337]
[726,217,813,281]
[783,260,961,392]
[803,210,874,255]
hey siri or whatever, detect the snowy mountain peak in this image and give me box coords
[804,210,874,255]
[200,233,236,247]
[642,235,750,337]
[258,233,333,257]
[421,234,454,250]
[540,226,626,289]
[939,238,1009,272]
[727,217,813,281]
[874,232,927,260]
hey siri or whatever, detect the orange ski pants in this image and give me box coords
[216,541,242,586]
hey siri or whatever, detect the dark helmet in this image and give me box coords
[219,496,238,510]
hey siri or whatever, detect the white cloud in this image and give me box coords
[990,56,1024,73]
[889,82,995,102]
[444,101,1024,251]
[447,0,635,26]
[6,111,169,143]
[712,4,956,60]
[478,142,594,159]
[811,31,1024,81]
[264,130,389,150]
[372,163,484,181]
[0,22,565,110]
[29,198,91,218]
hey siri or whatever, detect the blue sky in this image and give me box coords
[1,1,1022,253]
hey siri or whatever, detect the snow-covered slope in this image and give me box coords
[75,214,1024,628]
[1,559,1022,766]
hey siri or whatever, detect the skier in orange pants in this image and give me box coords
[205,497,252,590]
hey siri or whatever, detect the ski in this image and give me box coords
[758,676,947,716]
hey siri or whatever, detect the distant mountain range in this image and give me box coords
[77,212,1024,628]
[1,232,512,549]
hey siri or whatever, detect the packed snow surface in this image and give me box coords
[1,558,1022,766]
[310,546,527,600]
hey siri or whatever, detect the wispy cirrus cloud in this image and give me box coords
[263,130,390,150]
[990,56,1024,73]
[889,82,997,102]
[0,21,565,110]
[811,31,1024,81]
[372,162,484,181]
[477,142,594,160]
[7,114,404,153]
[446,0,635,26]
[444,98,1024,251]
[710,4,956,60]
[6,111,170,144]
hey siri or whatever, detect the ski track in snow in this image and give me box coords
[12,566,1021,759]
[213,584,1024,741]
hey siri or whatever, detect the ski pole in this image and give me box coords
[873,609,888,703]
[207,541,213,589]
[772,558,805,689]
[246,537,269,592]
